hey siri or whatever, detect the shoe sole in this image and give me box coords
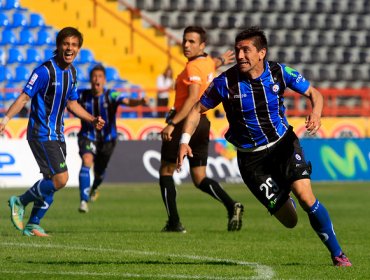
[228,204,244,231]
[8,197,24,231]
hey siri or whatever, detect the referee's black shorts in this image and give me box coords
[161,114,210,167]
[237,127,312,214]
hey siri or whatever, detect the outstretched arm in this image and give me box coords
[0,92,30,134]
[67,100,105,130]
[214,49,235,69]
[121,97,148,107]
[176,101,209,171]
[303,85,323,135]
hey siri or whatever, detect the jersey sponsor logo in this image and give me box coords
[59,162,66,168]
[284,66,298,78]
[29,73,38,85]
[295,154,302,161]
[189,75,201,82]
[52,82,61,86]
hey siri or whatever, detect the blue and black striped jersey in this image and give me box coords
[200,61,310,149]
[77,88,126,142]
[24,57,78,141]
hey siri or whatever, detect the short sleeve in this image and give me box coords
[282,64,310,94]
[23,66,49,98]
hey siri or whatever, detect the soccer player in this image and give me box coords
[159,26,244,233]
[77,64,147,213]
[177,26,351,267]
[0,27,105,237]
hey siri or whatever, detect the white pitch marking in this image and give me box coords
[0,242,275,279]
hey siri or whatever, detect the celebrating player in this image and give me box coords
[177,26,351,267]
[0,27,105,237]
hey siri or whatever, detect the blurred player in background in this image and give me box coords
[156,65,174,117]
[77,64,147,213]
[159,26,243,233]
[0,27,105,237]
[177,26,351,267]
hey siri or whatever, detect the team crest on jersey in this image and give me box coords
[271,84,280,93]
[29,73,38,85]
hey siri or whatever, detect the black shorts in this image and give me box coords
[28,140,68,178]
[237,127,311,214]
[78,137,116,175]
[161,115,210,167]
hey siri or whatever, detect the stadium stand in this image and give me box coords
[0,0,368,118]
[0,0,146,117]
[128,0,370,90]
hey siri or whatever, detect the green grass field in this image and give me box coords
[0,182,368,280]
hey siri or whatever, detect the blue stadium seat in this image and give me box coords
[44,48,54,60]
[3,82,21,110]
[11,11,27,27]
[18,28,35,45]
[0,66,13,82]
[7,48,24,64]
[25,48,42,64]
[3,0,20,10]
[105,66,123,82]
[0,48,4,65]
[0,11,9,26]
[13,65,30,82]
[75,66,89,82]
[35,28,53,45]
[76,49,95,64]
[28,13,45,28]
[0,28,17,44]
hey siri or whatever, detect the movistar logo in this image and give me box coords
[86,145,92,150]
[268,200,276,209]
[285,66,298,77]
[60,162,66,168]
[320,140,368,179]
[111,91,121,99]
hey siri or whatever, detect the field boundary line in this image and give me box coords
[1,242,275,279]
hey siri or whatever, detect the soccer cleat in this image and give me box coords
[332,252,352,267]
[78,200,89,213]
[161,221,187,233]
[228,202,244,231]
[8,196,25,231]
[89,189,100,202]
[23,223,49,237]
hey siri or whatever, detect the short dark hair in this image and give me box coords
[235,26,268,52]
[183,26,207,43]
[89,64,106,80]
[53,27,83,55]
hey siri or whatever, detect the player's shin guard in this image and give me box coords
[20,179,56,206]
[79,165,90,201]
[28,193,54,225]
[307,199,342,257]
[198,177,235,211]
[159,176,180,224]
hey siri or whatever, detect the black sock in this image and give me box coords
[159,176,180,225]
[91,176,103,191]
[198,177,235,213]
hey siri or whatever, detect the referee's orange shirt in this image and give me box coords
[174,55,216,111]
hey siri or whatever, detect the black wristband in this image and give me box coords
[217,56,225,65]
[168,119,176,127]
